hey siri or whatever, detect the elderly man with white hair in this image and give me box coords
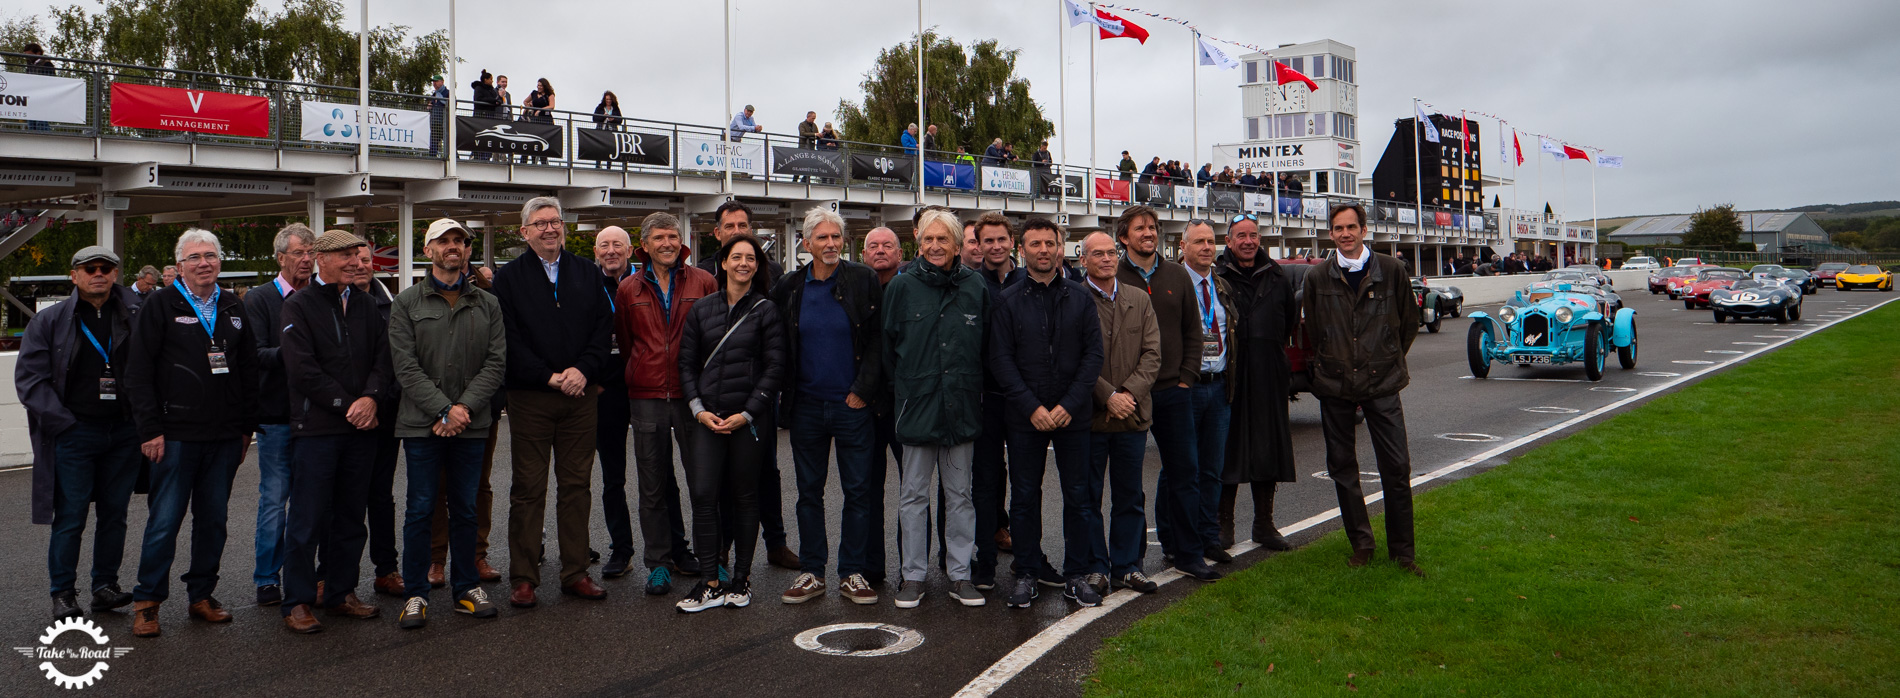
[770,207,887,605]
[592,225,643,579]
[123,228,260,638]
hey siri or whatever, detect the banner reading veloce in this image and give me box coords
[456,115,563,155]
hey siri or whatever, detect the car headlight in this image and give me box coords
[1498,306,1517,324]
[1554,306,1573,324]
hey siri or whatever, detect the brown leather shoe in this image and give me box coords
[767,545,801,571]
[283,604,322,634]
[374,573,405,597]
[994,527,1013,554]
[509,582,537,608]
[428,563,447,588]
[561,576,608,600]
[132,601,161,638]
[1347,549,1374,568]
[315,581,324,601]
[476,558,502,583]
[188,597,232,623]
[324,593,380,619]
[1398,560,1427,578]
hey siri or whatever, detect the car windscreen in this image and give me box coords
[1698,270,1744,281]
[1816,263,1849,271]
[1846,265,1881,274]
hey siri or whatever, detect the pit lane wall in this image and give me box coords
[1424,269,1652,307]
[0,353,27,467]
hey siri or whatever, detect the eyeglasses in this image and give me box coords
[1230,213,1258,224]
[76,263,116,275]
[1186,218,1218,227]
[525,219,565,231]
[180,252,220,265]
[281,250,315,259]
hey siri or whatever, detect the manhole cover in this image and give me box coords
[1437,433,1501,442]
[794,623,925,657]
[1590,386,1636,393]
[1636,371,1680,377]
[1522,406,1579,414]
[1312,471,1383,482]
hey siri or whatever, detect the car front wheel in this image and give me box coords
[1466,322,1493,379]
[1583,322,1605,382]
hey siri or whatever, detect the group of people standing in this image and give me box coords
[20,197,1423,635]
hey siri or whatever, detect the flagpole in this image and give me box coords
[916,0,925,201]
[1590,151,1598,260]
[1057,0,1067,217]
[1459,110,1467,243]
[1269,53,1279,234]
[1411,98,1423,240]
[1190,31,1198,218]
[358,0,368,174]
[1088,2,1098,211]
[723,0,732,195]
[445,0,456,179]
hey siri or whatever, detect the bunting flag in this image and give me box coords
[1598,155,1623,169]
[1460,112,1470,147]
[1562,144,1590,161]
[1416,102,1440,143]
[1513,131,1525,166]
[1540,138,1565,158]
[1274,61,1318,91]
[1096,8,1149,42]
[1196,34,1238,70]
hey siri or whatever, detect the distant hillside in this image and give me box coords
[1785,201,1900,218]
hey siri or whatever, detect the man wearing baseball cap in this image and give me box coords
[278,230,393,633]
[391,218,508,629]
[16,246,143,620]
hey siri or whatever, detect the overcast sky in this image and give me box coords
[42,0,1900,218]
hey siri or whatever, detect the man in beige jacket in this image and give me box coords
[1079,232,1162,596]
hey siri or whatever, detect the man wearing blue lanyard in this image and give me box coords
[242,222,316,608]
[16,246,144,620]
[1178,221,1239,565]
[123,229,259,638]
[591,226,641,579]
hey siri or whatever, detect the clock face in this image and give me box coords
[1338,83,1356,115]
[1274,83,1308,113]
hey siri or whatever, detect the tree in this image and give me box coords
[1681,204,1743,248]
[837,31,1054,157]
[12,0,446,95]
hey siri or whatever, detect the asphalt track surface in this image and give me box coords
[2,286,1889,697]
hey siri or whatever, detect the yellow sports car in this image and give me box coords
[1835,264,1893,291]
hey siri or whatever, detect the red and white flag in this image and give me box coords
[1096,9,1149,43]
[1274,62,1319,92]
[1562,144,1590,162]
[1512,131,1524,166]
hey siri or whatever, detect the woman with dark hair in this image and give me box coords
[592,91,623,169]
[674,234,785,613]
[522,78,556,165]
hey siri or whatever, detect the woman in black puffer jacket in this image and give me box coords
[674,233,785,612]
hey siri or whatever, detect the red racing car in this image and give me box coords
[1681,267,1746,309]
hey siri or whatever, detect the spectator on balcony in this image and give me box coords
[1003,142,1019,166]
[981,139,1005,167]
[592,91,623,170]
[20,43,54,130]
[472,71,500,117]
[1238,169,1257,189]
[521,79,555,165]
[900,123,920,156]
[729,105,762,142]
[427,75,449,157]
[794,111,819,182]
[954,145,976,167]
[1118,151,1136,182]
[817,123,840,150]
[1139,157,1159,185]
[1031,141,1053,174]
[922,125,939,158]
[1196,164,1213,187]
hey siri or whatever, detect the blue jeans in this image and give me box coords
[134,439,242,603]
[1148,385,1205,561]
[48,420,142,596]
[1006,427,1092,579]
[403,436,486,598]
[789,396,883,579]
[1187,378,1231,550]
[252,423,294,587]
[1089,431,1149,576]
[970,393,1010,577]
[282,433,375,613]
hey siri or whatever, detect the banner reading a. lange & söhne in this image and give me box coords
[576,128,671,165]
[771,147,844,178]
[110,82,271,137]
[0,70,88,124]
[457,115,563,155]
[850,153,914,185]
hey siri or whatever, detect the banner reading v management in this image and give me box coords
[457,115,563,156]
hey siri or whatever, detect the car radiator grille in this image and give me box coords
[1521,313,1550,346]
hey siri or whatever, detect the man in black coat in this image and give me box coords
[989,218,1104,609]
[353,245,405,597]
[123,229,260,638]
[277,230,392,632]
[242,222,315,608]
[493,197,615,607]
[1211,216,1297,551]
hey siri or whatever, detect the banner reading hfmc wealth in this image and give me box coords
[680,135,765,177]
[300,101,430,149]
[980,166,1031,195]
[0,71,88,124]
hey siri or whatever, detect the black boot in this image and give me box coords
[1218,485,1237,550]
[1252,482,1292,551]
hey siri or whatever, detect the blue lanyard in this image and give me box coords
[1196,277,1217,334]
[79,316,111,369]
[173,279,220,341]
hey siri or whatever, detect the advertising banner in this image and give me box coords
[1209,188,1243,210]
[1213,137,1359,173]
[300,101,430,149]
[1243,192,1272,213]
[1434,211,1453,227]
[1094,178,1130,202]
[850,153,914,185]
[1397,208,1418,224]
[110,82,270,137]
[981,166,1032,195]
[0,70,88,124]
[576,128,671,165]
[1173,186,1208,208]
[772,146,845,178]
[1304,198,1326,219]
[1135,183,1174,206]
[680,135,765,176]
[1452,213,1465,230]
[1036,172,1083,198]
[924,161,977,190]
[456,115,563,156]
[1277,196,1302,217]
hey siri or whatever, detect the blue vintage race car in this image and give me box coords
[1466,284,1638,381]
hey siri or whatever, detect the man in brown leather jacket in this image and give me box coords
[1300,203,1424,576]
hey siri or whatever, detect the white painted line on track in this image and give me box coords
[951,295,1900,698]
[1456,376,1586,383]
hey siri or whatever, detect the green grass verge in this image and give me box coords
[1088,301,1900,697]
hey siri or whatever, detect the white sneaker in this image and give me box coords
[676,581,726,613]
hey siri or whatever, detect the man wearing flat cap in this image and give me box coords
[277,230,393,633]
[16,246,144,620]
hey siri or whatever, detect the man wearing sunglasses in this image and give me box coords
[17,247,144,621]
[1212,213,1298,553]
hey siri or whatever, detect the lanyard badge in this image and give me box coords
[79,321,117,399]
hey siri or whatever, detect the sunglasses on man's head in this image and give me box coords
[1230,213,1258,224]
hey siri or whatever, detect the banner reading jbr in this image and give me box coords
[110,83,270,137]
